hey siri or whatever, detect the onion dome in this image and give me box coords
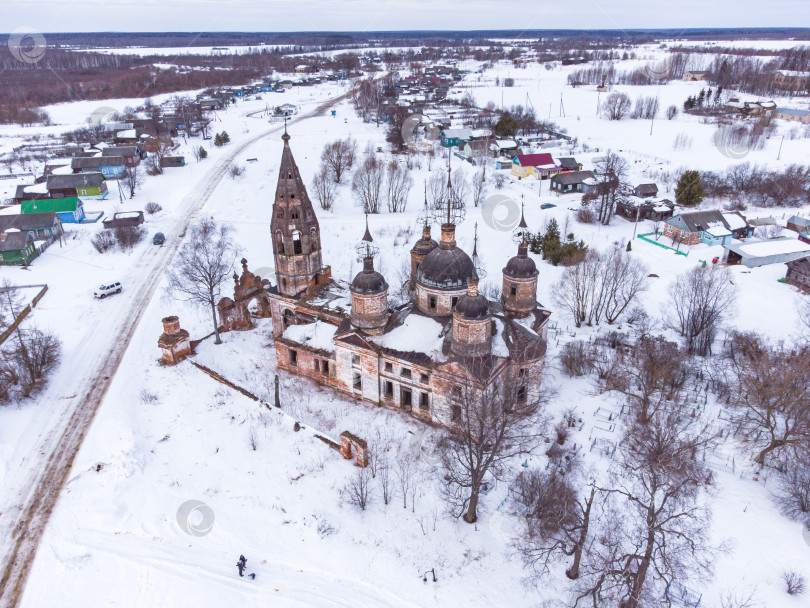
[416,238,475,290]
[454,275,490,320]
[504,242,538,279]
[351,257,388,294]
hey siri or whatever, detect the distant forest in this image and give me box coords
[1,28,809,125]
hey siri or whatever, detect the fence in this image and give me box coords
[0,284,48,346]
[637,232,689,256]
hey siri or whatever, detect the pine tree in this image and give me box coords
[626,240,632,252]
[675,170,705,207]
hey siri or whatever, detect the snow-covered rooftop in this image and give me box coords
[282,321,337,353]
[370,313,445,358]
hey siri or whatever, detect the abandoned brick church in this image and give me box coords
[217,130,550,428]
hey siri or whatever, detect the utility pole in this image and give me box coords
[632,203,641,239]
[777,134,784,160]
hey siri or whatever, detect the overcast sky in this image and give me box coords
[3,0,810,34]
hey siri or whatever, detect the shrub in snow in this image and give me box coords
[229,164,245,179]
[114,226,146,250]
[91,230,116,253]
[783,571,806,596]
[559,341,594,377]
[144,201,162,215]
[343,467,373,511]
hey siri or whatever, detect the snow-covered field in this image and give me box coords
[1,41,810,607]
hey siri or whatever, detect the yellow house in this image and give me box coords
[511,153,560,180]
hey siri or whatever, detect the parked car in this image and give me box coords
[540,203,556,209]
[94,282,122,298]
[152,232,165,245]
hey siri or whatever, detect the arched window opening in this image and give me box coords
[292,231,302,255]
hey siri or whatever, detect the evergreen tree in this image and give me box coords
[626,240,632,252]
[675,170,706,207]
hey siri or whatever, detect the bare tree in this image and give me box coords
[518,448,597,580]
[352,156,385,214]
[783,571,806,596]
[167,219,236,345]
[471,167,487,208]
[774,460,810,523]
[602,92,632,120]
[799,299,810,333]
[311,165,337,211]
[725,333,810,465]
[603,336,689,424]
[396,455,416,510]
[385,161,413,213]
[122,165,141,198]
[321,138,357,184]
[145,139,173,175]
[441,373,546,523]
[667,266,736,356]
[593,153,629,225]
[553,245,647,328]
[344,467,373,511]
[378,456,393,506]
[577,410,717,608]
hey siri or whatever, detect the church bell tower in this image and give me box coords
[270,128,324,297]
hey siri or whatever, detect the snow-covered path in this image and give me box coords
[0,88,353,608]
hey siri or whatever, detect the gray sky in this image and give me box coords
[4,0,810,33]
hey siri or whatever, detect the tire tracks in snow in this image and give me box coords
[0,87,355,608]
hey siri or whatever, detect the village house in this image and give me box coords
[615,198,675,222]
[491,139,519,159]
[440,128,474,148]
[775,108,810,124]
[683,70,710,82]
[774,70,810,92]
[512,153,560,180]
[787,215,810,234]
[0,212,61,243]
[663,210,753,246]
[21,197,85,223]
[71,156,127,179]
[0,230,38,266]
[785,257,810,293]
[722,238,810,268]
[102,145,143,166]
[633,183,659,198]
[216,130,550,429]
[557,157,582,172]
[46,173,108,200]
[549,170,595,193]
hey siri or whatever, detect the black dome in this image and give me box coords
[504,254,538,278]
[416,246,475,290]
[351,269,388,294]
[411,236,438,257]
[455,293,490,320]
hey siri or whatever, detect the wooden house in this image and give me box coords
[0,230,38,265]
[0,212,61,241]
[22,197,85,223]
[512,153,560,180]
[71,156,127,179]
[557,157,582,172]
[162,156,186,168]
[785,257,810,292]
[102,145,143,166]
[550,170,595,193]
[615,199,674,222]
[492,139,519,159]
[663,210,752,246]
[440,128,473,148]
[47,173,108,200]
[787,215,810,234]
[633,183,659,198]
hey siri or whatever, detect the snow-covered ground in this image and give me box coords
[1,41,809,607]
